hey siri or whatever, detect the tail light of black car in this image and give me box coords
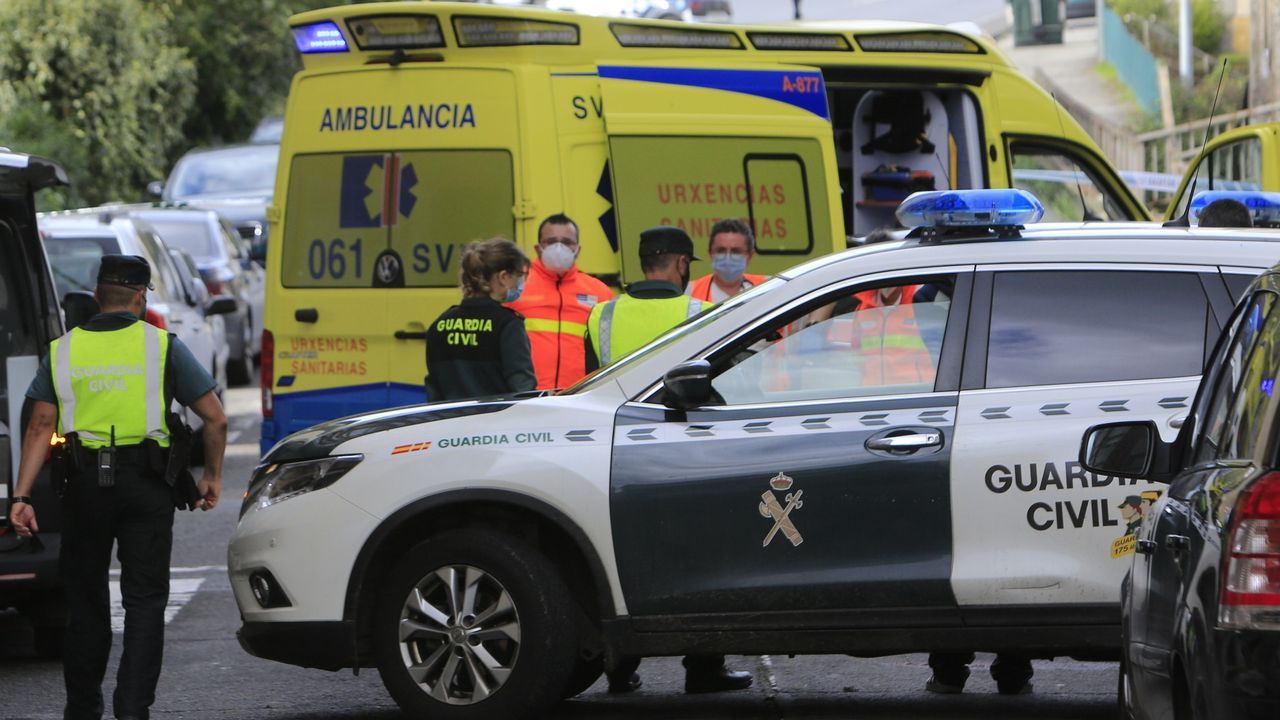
[1221,471,1280,630]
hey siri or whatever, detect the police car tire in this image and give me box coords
[560,655,603,698]
[373,529,578,720]
[32,623,64,659]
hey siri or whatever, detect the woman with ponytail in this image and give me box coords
[425,238,535,401]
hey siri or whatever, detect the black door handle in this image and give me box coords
[1165,535,1190,552]
[395,330,428,341]
[295,308,318,323]
[1136,539,1157,555]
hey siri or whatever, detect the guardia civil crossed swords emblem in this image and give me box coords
[759,472,803,547]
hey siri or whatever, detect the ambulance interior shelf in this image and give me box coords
[831,88,985,235]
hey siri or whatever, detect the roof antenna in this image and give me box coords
[1051,92,1097,222]
[1167,58,1229,228]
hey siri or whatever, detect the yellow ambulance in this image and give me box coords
[1165,121,1280,221]
[261,1,1148,452]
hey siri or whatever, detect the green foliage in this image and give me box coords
[0,0,361,207]
[0,0,197,207]
[1190,0,1226,54]
[1170,57,1248,124]
[1108,0,1170,22]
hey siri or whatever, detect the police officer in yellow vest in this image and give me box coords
[8,255,228,720]
[585,226,711,371]
[584,229,751,694]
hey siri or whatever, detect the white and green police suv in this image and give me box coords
[230,190,1280,719]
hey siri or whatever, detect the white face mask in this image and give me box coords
[541,242,577,274]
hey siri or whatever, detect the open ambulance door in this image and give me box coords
[598,63,843,284]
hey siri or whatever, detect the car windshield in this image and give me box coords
[42,234,121,298]
[145,217,220,262]
[562,276,786,395]
[168,145,278,199]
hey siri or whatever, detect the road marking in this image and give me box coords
[228,429,242,443]
[109,565,226,576]
[109,577,205,634]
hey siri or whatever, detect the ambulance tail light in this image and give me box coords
[261,329,274,419]
[144,308,167,330]
[896,189,1045,229]
[292,21,349,54]
[1220,471,1280,631]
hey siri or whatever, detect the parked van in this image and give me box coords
[0,150,70,657]
[262,3,1149,452]
[1166,122,1280,222]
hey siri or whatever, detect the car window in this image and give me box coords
[987,270,1208,388]
[1171,138,1263,219]
[1224,272,1257,302]
[168,145,278,199]
[0,221,38,360]
[709,276,955,405]
[1008,141,1127,221]
[145,217,221,262]
[1195,291,1277,463]
[41,235,117,298]
[135,229,183,304]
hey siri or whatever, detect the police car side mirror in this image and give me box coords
[62,291,100,330]
[662,360,712,410]
[1079,421,1173,483]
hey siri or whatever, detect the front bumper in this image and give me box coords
[238,620,357,671]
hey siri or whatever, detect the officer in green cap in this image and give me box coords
[585,226,712,371]
[8,253,228,720]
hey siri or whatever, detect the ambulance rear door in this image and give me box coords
[272,66,518,441]
[598,63,842,285]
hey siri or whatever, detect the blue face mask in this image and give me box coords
[504,277,525,303]
[712,254,748,283]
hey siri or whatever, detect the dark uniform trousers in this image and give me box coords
[60,457,174,720]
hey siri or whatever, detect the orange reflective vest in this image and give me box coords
[506,258,613,390]
[688,272,768,302]
[851,286,935,386]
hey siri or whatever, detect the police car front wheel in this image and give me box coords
[374,530,579,719]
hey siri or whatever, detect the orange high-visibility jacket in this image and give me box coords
[851,286,935,386]
[506,258,613,390]
[688,272,769,302]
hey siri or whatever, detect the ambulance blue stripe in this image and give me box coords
[598,66,830,120]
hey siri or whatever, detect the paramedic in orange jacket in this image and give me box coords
[851,283,936,386]
[506,214,613,389]
[687,218,767,302]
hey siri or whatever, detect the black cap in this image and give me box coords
[638,226,700,260]
[97,254,153,290]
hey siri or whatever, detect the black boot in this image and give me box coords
[607,657,642,694]
[683,655,753,694]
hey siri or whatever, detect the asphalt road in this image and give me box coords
[0,385,1120,719]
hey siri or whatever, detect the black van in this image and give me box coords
[0,150,70,657]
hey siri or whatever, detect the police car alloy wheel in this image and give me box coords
[374,530,578,719]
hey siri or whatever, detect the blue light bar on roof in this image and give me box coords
[896,189,1045,229]
[1189,190,1280,227]
[293,21,349,54]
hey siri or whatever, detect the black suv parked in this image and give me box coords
[0,150,71,656]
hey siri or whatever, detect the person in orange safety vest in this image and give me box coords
[687,218,767,302]
[850,284,936,386]
[505,213,613,390]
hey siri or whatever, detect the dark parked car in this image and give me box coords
[147,143,277,261]
[1082,269,1280,720]
[0,149,71,657]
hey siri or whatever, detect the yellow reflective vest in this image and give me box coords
[49,322,171,448]
[587,292,709,366]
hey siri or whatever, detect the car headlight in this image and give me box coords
[241,454,362,517]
